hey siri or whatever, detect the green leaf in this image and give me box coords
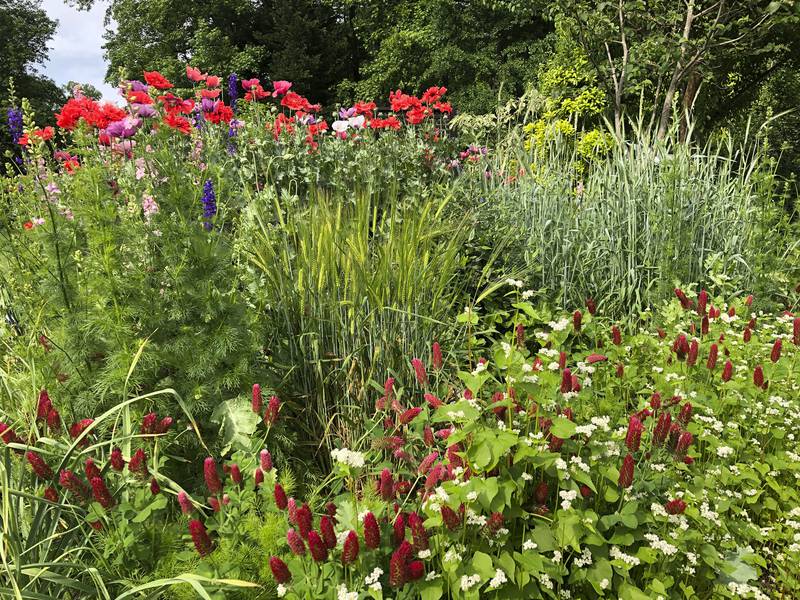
[549,417,576,439]
[210,397,259,454]
[471,551,495,579]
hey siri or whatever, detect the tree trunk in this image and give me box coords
[679,70,701,142]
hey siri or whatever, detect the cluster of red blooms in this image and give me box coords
[389,86,452,125]
[250,383,280,426]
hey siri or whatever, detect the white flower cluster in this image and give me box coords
[539,574,554,590]
[700,501,722,526]
[418,549,431,559]
[644,533,678,556]
[559,489,578,510]
[726,582,769,600]
[472,362,487,375]
[549,318,570,331]
[716,445,735,458]
[460,574,481,591]
[570,455,590,473]
[523,539,538,551]
[330,448,365,468]
[337,584,358,600]
[426,571,440,581]
[505,278,524,288]
[444,544,465,563]
[489,569,507,589]
[277,584,287,597]
[364,567,383,591]
[466,508,487,526]
[573,547,593,567]
[610,546,641,567]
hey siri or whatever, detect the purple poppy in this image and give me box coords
[338,106,357,119]
[132,103,157,118]
[106,116,142,138]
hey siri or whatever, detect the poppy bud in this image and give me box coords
[189,520,213,556]
[308,530,328,562]
[618,454,634,488]
[722,360,733,382]
[771,338,782,363]
[573,310,582,332]
[269,556,291,583]
[341,530,359,563]
[706,343,718,370]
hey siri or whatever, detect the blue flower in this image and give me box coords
[200,179,217,230]
[6,108,23,145]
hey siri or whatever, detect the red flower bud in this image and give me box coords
[418,451,439,475]
[229,463,242,485]
[698,289,708,315]
[701,315,709,336]
[424,393,443,409]
[625,415,643,453]
[616,363,624,378]
[128,448,149,477]
[399,407,422,425]
[534,481,549,504]
[203,457,222,495]
[571,374,581,392]
[44,486,58,502]
[380,468,395,501]
[269,556,291,583]
[254,467,264,487]
[252,383,263,414]
[722,360,733,382]
[611,325,621,345]
[46,409,61,432]
[178,491,194,514]
[308,530,328,562]
[264,395,280,425]
[485,511,504,536]
[408,512,429,551]
[580,485,592,498]
[26,451,53,480]
[189,519,213,556]
[650,392,662,410]
[274,483,288,509]
[140,412,157,434]
[389,541,412,587]
[150,477,161,495]
[36,390,52,421]
[687,339,699,366]
[411,358,428,385]
[744,327,752,343]
[586,297,596,315]
[85,458,101,480]
[59,469,88,502]
[793,317,800,346]
[208,496,221,512]
[573,310,582,332]
[432,341,443,370]
[363,512,380,549]
[665,498,687,515]
[515,323,525,347]
[771,338,782,363]
[706,343,718,370]
[341,530,359,563]
[393,513,406,546]
[260,448,273,472]
[408,560,425,581]
[286,528,306,555]
[586,353,607,364]
[89,476,114,508]
[297,503,313,539]
[560,368,572,393]
[678,402,692,426]
[753,364,764,388]
[728,306,736,317]
[745,294,753,306]
[675,431,693,457]
[674,288,690,309]
[440,505,461,530]
[618,453,634,488]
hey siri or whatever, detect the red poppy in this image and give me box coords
[163,112,191,134]
[23,221,33,230]
[205,75,220,88]
[128,90,154,105]
[200,88,221,99]
[144,71,173,90]
[33,126,55,141]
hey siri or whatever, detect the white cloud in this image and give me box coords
[41,0,118,102]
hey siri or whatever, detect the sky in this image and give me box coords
[40,0,118,102]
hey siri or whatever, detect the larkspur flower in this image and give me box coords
[7,108,23,145]
[200,179,217,230]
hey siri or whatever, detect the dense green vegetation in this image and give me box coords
[1,0,799,598]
